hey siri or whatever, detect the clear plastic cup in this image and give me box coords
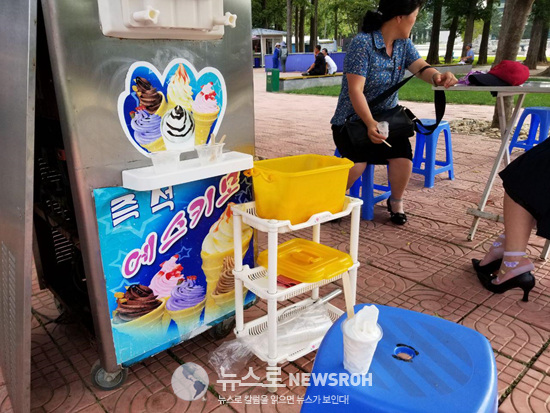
[377,121,389,138]
[342,319,383,375]
[195,143,225,166]
[150,150,181,174]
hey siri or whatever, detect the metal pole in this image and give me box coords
[467,93,526,240]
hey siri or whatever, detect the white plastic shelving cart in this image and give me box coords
[231,196,362,387]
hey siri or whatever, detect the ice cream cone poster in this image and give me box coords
[118,58,226,156]
[93,172,254,365]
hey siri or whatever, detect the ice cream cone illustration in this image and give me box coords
[131,109,166,152]
[166,276,206,337]
[192,82,220,145]
[193,111,220,145]
[167,64,194,112]
[133,76,168,118]
[201,203,253,324]
[149,254,184,298]
[161,105,195,147]
[210,256,248,321]
[111,285,170,338]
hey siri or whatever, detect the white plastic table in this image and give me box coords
[435,82,550,259]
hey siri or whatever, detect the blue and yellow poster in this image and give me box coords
[93,172,254,365]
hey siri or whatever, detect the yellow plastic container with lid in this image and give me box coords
[245,154,353,225]
[257,238,353,283]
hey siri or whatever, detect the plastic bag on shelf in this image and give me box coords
[209,303,333,378]
[249,302,333,356]
[208,338,255,379]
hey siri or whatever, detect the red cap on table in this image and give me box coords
[469,60,530,87]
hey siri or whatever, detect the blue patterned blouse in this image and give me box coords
[331,30,421,125]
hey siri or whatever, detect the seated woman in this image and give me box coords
[472,138,550,302]
[330,0,457,225]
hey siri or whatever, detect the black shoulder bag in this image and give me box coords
[343,65,446,152]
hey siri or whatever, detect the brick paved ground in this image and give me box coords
[1,69,549,413]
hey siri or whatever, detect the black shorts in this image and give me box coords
[499,138,550,239]
[332,124,413,164]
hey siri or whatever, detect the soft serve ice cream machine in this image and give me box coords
[29,0,257,391]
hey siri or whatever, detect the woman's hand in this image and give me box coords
[432,71,458,88]
[367,121,388,145]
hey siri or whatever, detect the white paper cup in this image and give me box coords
[377,121,389,138]
[150,150,181,174]
[195,143,225,166]
[342,319,383,375]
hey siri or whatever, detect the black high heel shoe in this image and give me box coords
[472,258,502,284]
[481,271,535,302]
[386,199,407,225]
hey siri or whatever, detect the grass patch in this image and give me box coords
[286,77,550,106]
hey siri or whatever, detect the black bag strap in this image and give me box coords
[346,32,446,133]
[368,65,446,134]
[367,65,431,107]
[344,66,445,133]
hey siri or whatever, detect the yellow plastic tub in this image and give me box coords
[257,238,353,283]
[245,154,353,224]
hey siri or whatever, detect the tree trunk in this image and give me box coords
[445,15,459,63]
[334,8,338,41]
[462,0,477,57]
[491,0,536,128]
[478,0,494,65]
[295,7,299,51]
[426,0,443,64]
[299,6,306,52]
[262,0,268,28]
[538,23,549,63]
[286,0,293,52]
[310,0,318,49]
[540,66,550,76]
[525,17,544,69]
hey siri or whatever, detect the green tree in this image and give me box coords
[538,24,549,63]
[426,0,444,64]
[524,0,550,68]
[491,0,536,127]
[286,0,293,49]
[477,0,497,65]
[443,0,469,63]
[411,6,432,44]
[252,0,286,29]
[311,0,319,46]
[461,0,484,57]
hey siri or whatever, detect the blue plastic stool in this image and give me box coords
[508,107,550,153]
[412,119,454,188]
[334,149,391,220]
[303,304,498,413]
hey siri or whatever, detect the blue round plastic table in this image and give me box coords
[301,304,498,413]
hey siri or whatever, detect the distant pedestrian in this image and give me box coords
[272,43,281,69]
[280,41,289,72]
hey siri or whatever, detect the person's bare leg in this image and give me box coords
[347,162,366,190]
[479,234,505,266]
[493,193,536,284]
[503,193,535,251]
[387,158,412,214]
